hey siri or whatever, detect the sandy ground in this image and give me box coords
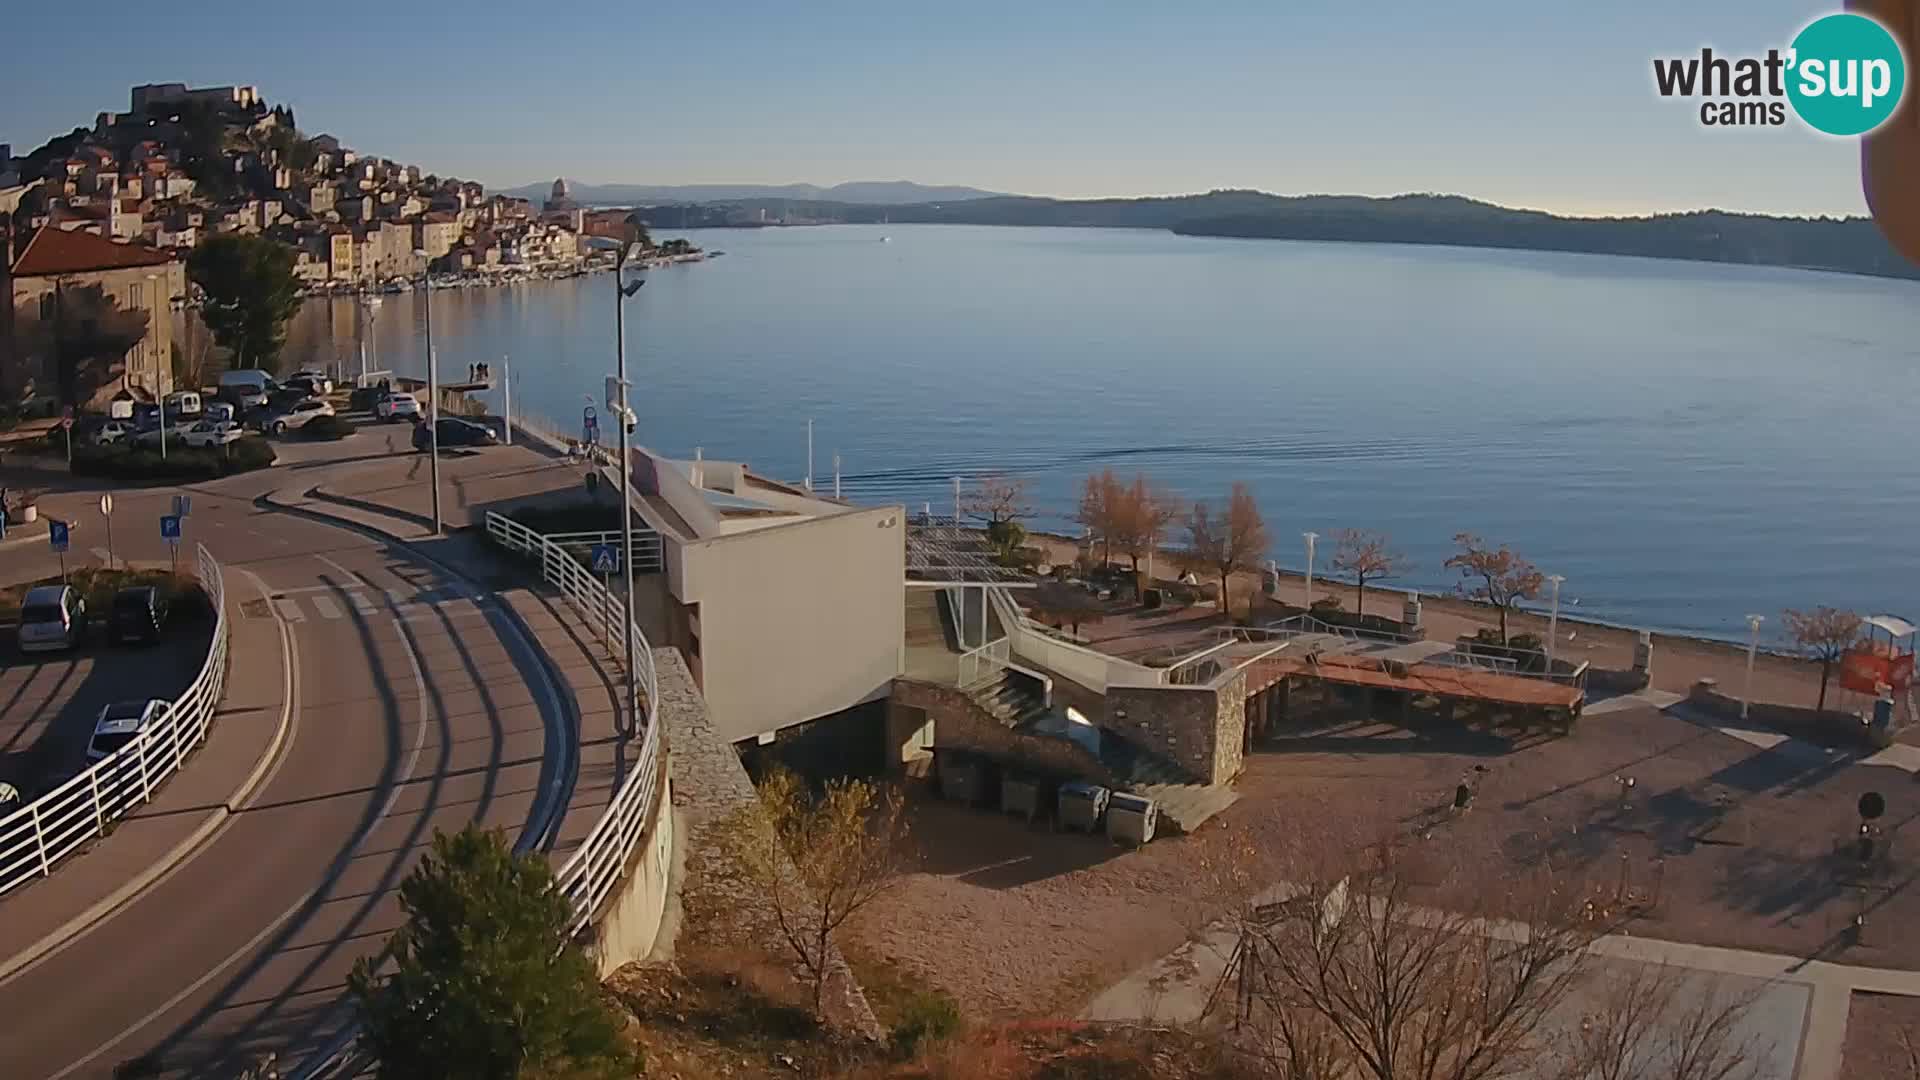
[846,701,1920,1022]
[1842,991,1920,1078]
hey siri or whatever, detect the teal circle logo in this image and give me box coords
[1786,13,1907,136]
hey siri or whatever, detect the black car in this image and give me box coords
[417,417,499,450]
[108,586,169,645]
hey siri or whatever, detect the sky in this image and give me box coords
[0,1,1881,217]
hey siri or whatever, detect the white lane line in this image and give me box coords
[310,594,344,621]
[349,591,376,613]
[52,557,433,1080]
[272,597,306,623]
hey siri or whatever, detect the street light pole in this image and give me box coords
[1302,532,1319,609]
[1546,574,1565,668]
[1743,614,1765,720]
[420,261,442,535]
[613,245,644,729]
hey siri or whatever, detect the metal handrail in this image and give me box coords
[0,544,228,897]
[483,512,663,936]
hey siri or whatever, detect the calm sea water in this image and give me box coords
[286,224,1920,643]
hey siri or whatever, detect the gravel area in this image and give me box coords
[1842,991,1920,1078]
[847,703,1920,1020]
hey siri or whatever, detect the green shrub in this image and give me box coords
[890,989,962,1058]
[299,414,356,440]
[70,437,276,484]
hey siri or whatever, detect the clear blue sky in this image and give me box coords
[2,1,1876,216]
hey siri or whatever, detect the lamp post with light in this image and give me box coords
[413,253,442,535]
[1743,614,1765,720]
[585,227,648,730]
[1545,574,1565,668]
[1302,531,1319,609]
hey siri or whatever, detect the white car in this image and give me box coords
[265,399,336,434]
[130,419,196,449]
[183,420,246,449]
[93,420,135,446]
[86,699,171,763]
[374,392,421,422]
[17,585,87,654]
[289,371,334,396]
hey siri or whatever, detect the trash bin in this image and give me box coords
[1001,773,1043,824]
[938,753,984,805]
[1058,781,1109,834]
[1107,792,1158,845]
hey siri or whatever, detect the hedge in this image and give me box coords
[70,437,277,483]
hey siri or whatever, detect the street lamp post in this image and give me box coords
[1546,574,1565,668]
[1743,614,1765,720]
[416,255,442,535]
[594,236,647,732]
[1303,532,1319,608]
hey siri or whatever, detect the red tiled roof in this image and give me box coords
[11,226,176,276]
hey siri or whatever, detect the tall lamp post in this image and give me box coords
[415,254,442,535]
[587,229,647,731]
[1302,532,1319,609]
[1545,574,1565,668]
[1743,614,1765,720]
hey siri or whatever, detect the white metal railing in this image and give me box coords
[957,637,1011,690]
[543,529,665,574]
[483,511,662,936]
[0,544,228,897]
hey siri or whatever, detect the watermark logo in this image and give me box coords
[1653,12,1907,135]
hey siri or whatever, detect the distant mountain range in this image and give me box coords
[625,189,1919,282]
[499,179,1008,206]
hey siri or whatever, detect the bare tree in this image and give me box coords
[1782,606,1865,715]
[1189,483,1269,620]
[1112,472,1180,582]
[713,766,907,1011]
[1075,469,1124,568]
[961,474,1032,528]
[1328,529,1406,617]
[1444,533,1544,643]
[1546,963,1765,1080]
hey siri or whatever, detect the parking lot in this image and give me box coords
[0,620,215,799]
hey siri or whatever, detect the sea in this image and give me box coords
[284,223,1920,644]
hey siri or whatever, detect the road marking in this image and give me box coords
[349,591,376,613]
[310,594,344,621]
[50,557,432,1080]
[272,597,306,623]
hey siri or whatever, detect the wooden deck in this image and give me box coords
[1244,653,1584,711]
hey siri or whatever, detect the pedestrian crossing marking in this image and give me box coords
[272,597,306,623]
[310,595,345,620]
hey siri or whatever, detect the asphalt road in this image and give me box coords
[0,459,569,1078]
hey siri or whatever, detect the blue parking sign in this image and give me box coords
[161,515,182,542]
[48,519,69,553]
[590,543,620,574]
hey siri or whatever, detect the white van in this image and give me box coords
[218,369,276,409]
[164,390,203,417]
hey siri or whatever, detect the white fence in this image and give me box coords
[483,512,663,937]
[986,585,1159,693]
[0,544,227,897]
[542,529,665,575]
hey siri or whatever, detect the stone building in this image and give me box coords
[2,226,181,403]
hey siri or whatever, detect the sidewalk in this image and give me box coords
[0,575,292,981]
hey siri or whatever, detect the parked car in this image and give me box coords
[374,392,421,422]
[108,586,169,645]
[348,385,387,412]
[203,401,236,425]
[218,369,276,399]
[85,699,171,763]
[130,418,196,449]
[221,384,270,411]
[416,416,498,451]
[287,371,334,396]
[265,399,336,434]
[163,390,203,418]
[267,387,318,412]
[17,585,87,653]
[183,420,246,449]
[92,420,136,446]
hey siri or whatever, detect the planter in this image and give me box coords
[20,504,38,524]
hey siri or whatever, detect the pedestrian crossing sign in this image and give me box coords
[590,543,620,574]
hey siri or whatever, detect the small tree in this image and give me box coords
[1327,529,1405,617]
[716,766,907,1012]
[13,283,151,406]
[1444,533,1544,642]
[348,826,633,1080]
[1783,606,1864,715]
[1075,468,1125,568]
[962,474,1032,559]
[1188,483,1269,620]
[1112,472,1180,583]
[188,234,302,370]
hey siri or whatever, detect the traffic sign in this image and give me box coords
[172,494,192,518]
[48,520,69,554]
[590,543,620,574]
[160,515,182,542]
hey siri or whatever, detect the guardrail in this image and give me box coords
[542,529,665,574]
[482,512,662,935]
[0,544,227,897]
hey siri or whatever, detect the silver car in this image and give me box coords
[17,585,87,653]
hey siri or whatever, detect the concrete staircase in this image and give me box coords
[962,669,1241,834]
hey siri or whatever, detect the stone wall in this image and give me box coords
[1105,670,1247,786]
[891,678,1116,786]
[1686,678,1886,750]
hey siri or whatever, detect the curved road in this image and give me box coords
[0,470,569,1079]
